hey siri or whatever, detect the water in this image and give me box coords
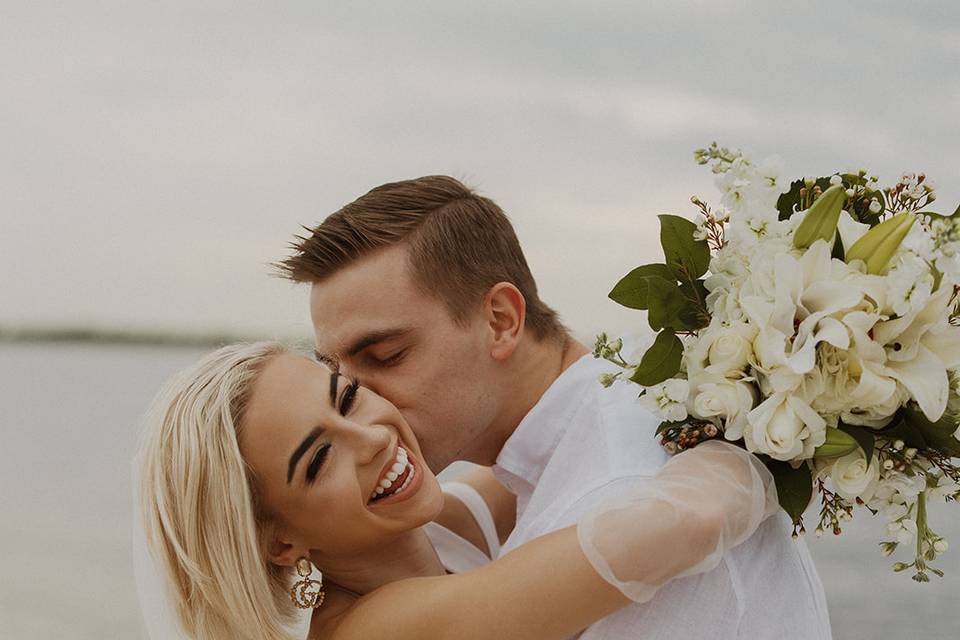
[1,342,958,639]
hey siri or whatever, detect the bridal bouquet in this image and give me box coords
[596,143,960,581]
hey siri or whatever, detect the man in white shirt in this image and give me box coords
[280,175,832,638]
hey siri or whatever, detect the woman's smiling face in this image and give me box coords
[239,352,444,560]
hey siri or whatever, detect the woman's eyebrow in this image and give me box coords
[287,426,324,484]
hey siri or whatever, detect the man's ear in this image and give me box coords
[484,282,526,361]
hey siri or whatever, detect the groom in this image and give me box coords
[279,176,831,639]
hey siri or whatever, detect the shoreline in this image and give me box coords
[0,327,296,349]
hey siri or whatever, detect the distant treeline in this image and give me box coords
[0,326,255,348]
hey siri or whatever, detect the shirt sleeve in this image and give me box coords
[542,441,778,640]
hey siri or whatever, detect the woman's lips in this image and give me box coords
[368,445,423,507]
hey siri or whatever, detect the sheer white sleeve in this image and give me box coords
[576,440,779,603]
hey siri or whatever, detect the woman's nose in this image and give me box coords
[348,421,393,465]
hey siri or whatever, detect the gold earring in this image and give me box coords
[290,557,325,609]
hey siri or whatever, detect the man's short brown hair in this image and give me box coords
[277,175,564,340]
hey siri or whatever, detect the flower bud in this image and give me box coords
[598,373,619,388]
[869,199,882,214]
[893,562,908,572]
[934,539,948,553]
[804,176,816,188]
[845,211,917,274]
[813,427,859,458]
[845,188,856,198]
[830,175,843,186]
[893,439,904,451]
[793,184,847,249]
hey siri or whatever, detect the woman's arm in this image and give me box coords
[325,442,776,640]
[432,466,516,555]
[456,465,516,545]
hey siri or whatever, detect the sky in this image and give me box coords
[2,1,959,342]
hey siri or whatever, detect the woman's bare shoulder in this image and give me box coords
[307,587,357,640]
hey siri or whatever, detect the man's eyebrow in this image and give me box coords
[288,426,324,484]
[345,328,413,357]
[313,351,338,370]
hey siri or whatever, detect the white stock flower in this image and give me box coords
[929,474,960,500]
[885,254,934,318]
[868,471,926,521]
[741,391,826,461]
[888,518,918,545]
[828,450,880,501]
[640,378,690,422]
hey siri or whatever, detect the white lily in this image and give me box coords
[873,284,960,421]
[741,241,865,383]
[836,210,872,250]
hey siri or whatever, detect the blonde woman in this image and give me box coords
[136,342,778,640]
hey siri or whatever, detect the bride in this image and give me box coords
[136,342,777,640]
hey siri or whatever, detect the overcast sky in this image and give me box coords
[2,1,958,342]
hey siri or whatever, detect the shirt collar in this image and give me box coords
[492,352,609,495]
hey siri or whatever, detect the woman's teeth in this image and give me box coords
[370,446,415,501]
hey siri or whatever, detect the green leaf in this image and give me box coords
[630,330,683,386]
[878,411,929,450]
[831,233,845,261]
[838,423,875,461]
[668,280,711,331]
[656,420,685,436]
[813,427,859,458]
[776,177,834,221]
[646,277,688,331]
[766,459,813,525]
[776,179,805,221]
[901,406,960,457]
[608,263,676,310]
[658,214,711,279]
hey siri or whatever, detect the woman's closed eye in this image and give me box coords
[306,443,330,484]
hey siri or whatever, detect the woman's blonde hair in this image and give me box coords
[137,341,297,640]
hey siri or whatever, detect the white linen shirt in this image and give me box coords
[493,352,832,640]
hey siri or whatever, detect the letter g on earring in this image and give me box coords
[290,557,325,609]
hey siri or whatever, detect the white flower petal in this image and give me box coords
[885,345,949,421]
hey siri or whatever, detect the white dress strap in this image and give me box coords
[438,481,502,559]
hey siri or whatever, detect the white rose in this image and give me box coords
[829,450,880,501]
[743,392,826,461]
[708,326,754,374]
[689,374,757,439]
[688,322,756,378]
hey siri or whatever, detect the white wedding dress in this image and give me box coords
[134,482,499,639]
